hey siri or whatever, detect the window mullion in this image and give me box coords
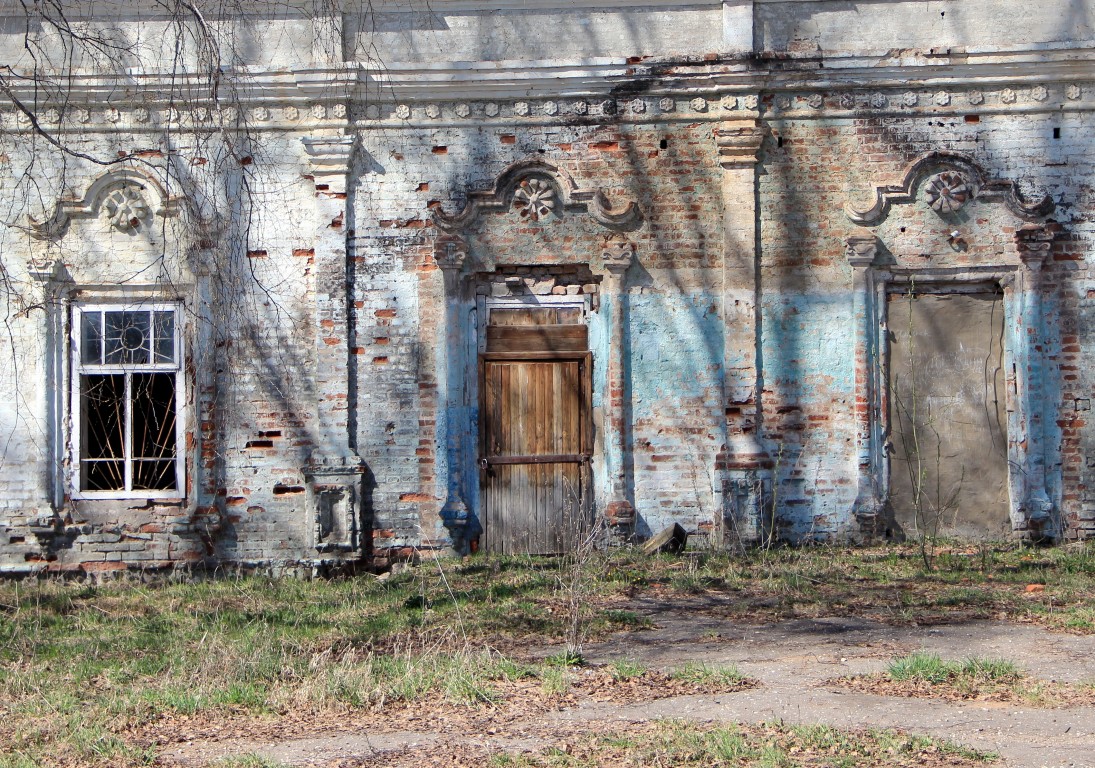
[124,371,134,492]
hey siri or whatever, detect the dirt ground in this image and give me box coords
[153,596,1095,768]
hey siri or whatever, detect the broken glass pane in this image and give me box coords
[81,374,125,491]
[104,311,150,365]
[132,373,177,491]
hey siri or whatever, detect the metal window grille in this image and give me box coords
[72,304,183,498]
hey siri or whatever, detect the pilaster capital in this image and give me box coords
[1015,224,1055,268]
[301,134,356,195]
[304,452,365,480]
[433,234,469,272]
[714,121,767,170]
[602,233,635,276]
[845,235,879,269]
[26,255,61,282]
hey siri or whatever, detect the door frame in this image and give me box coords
[477,350,593,554]
[852,260,1042,535]
[882,277,1010,536]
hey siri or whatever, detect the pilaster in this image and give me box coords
[301,133,364,555]
[601,234,636,542]
[715,121,770,546]
[845,235,888,537]
[433,235,472,553]
[1014,224,1057,537]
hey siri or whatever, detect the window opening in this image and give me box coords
[74,305,182,495]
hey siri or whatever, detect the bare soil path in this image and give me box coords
[163,609,1095,768]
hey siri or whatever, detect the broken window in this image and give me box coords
[73,305,182,496]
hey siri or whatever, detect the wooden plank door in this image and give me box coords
[480,353,591,554]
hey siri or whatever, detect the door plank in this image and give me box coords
[481,353,591,555]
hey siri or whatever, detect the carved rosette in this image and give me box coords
[104,187,151,231]
[512,178,555,221]
[924,171,971,214]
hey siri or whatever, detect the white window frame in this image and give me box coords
[70,302,185,500]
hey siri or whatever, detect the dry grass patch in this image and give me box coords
[369,719,998,767]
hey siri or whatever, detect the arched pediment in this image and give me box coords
[432,157,641,232]
[28,167,179,241]
[845,150,1053,226]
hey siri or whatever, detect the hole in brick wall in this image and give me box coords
[964,114,979,123]
[245,440,273,449]
[500,135,516,145]
[258,430,281,438]
[432,146,448,154]
[777,136,784,148]
[899,227,906,233]
[273,484,305,495]
[659,138,668,150]
[1053,127,1061,139]
[8,535,24,544]
[417,182,429,192]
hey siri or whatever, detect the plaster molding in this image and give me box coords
[433,157,641,233]
[1015,224,1057,267]
[26,256,62,282]
[715,121,767,169]
[845,236,879,269]
[602,233,636,275]
[301,134,356,193]
[433,235,469,271]
[6,82,1090,135]
[2,45,1092,126]
[27,167,178,241]
[845,151,1054,226]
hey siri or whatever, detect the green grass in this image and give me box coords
[1,541,1092,765]
[609,659,648,680]
[669,662,747,687]
[887,653,1021,686]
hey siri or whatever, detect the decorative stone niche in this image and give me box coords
[305,465,362,554]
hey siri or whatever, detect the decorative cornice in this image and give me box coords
[27,167,178,241]
[4,81,1090,134]
[1,46,1092,130]
[845,151,1054,226]
[433,157,641,233]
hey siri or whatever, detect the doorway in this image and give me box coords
[887,285,1010,539]
[479,305,592,554]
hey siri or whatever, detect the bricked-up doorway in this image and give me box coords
[887,286,1011,539]
[479,306,592,554]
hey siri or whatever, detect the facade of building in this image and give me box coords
[0,0,1092,574]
